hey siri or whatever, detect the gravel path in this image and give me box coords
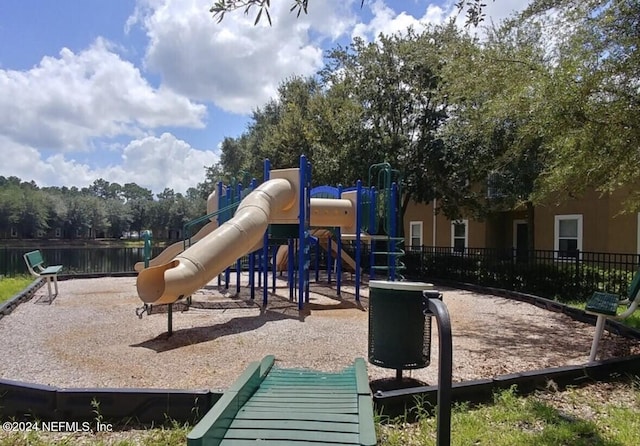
[0,275,636,391]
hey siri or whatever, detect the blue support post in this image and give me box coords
[236,182,243,293]
[217,181,224,287]
[369,186,376,279]
[249,179,257,300]
[390,182,398,281]
[314,238,320,283]
[298,155,310,310]
[327,237,332,284]
[224,184,232,289]
[263,159,271,307]
[272,244,277,293]
[258,252,262,287]
[305,160,312,303]
[336,185,343,297]
[288,239,294,300]
[355,180,362,301]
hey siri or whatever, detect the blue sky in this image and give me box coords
[0,0,528,195]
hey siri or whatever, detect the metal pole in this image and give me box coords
[336,185,343,297]
[355,180,362,301]
[298,155,308,310]
[263,159,271,307]
[425,294,453,446]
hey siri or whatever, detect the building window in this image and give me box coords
[451,220,468,253]
[554,214,583,259]
[409,221,423,250]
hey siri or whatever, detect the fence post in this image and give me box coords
[575,249,581,296]
[2,246,6,277]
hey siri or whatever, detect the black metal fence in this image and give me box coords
[404,246,640,303]
[0,246,165,277]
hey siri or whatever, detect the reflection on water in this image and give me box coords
[0,246,164,276]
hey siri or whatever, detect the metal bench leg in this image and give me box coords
[53,275,59,297]
[45,277,54,303]
[589,315,607,362]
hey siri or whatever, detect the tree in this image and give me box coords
[320,25,474,219]
[210,0,493,26]
[517,0,640,211]
[439,18,554,249]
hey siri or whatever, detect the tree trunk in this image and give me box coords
[526,201,535,261]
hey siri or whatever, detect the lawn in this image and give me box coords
[1,380,638,445]
[0,275,34,304]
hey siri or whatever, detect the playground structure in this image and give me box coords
[135,156,406,312]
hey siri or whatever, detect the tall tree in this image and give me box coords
[321,25,473,219]
[517,0,640,210]
[440,19,553,249]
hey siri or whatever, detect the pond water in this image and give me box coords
[0,245,165,277]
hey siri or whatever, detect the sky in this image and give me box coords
[0,0,531,196]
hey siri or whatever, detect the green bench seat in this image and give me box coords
[585,270,640,362]
[23,250,63,303]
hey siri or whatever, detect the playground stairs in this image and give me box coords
[369,236,406,281]
[187,355,376,446]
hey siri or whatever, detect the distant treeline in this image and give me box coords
[0,176,214,240]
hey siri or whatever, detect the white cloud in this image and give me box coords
[352,0,532,42]
[116,133,219,193]
[0,133,218,194]
[0,38,206,152]
[353,0,447,41]
[132,0,357,114]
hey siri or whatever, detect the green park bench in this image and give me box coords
[585,269,640,362]
[23,250,63,303]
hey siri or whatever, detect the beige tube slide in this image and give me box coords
[136,178,296,305]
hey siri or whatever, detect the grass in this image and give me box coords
[1,380,639,445]
[377,379,640,446]
[569,300,640,330]
[0,275,34,304]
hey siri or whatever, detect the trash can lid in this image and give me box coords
[369,280,434,291]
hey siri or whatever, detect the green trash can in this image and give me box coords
[368,280,436,377]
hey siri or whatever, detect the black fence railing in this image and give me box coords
[0,246,165,277]
[404,246,640,303]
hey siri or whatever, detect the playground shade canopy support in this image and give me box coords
[187,355,377,446]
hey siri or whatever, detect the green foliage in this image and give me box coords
[0,177,207,241]
[406,249,637,303]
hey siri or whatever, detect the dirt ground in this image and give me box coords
[0,274,637,391]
